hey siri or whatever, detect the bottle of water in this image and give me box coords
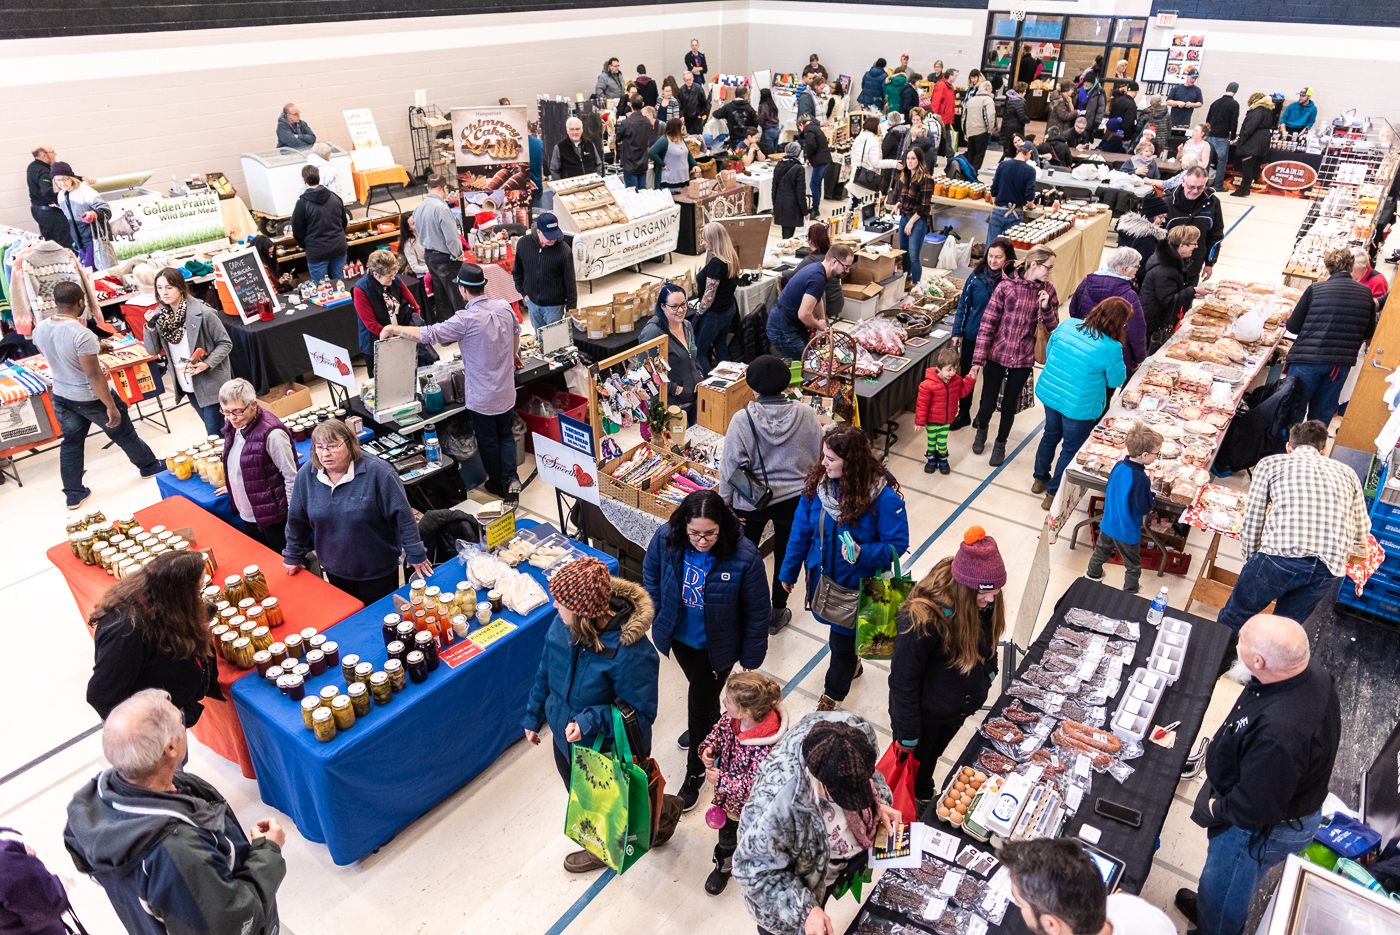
[1146,586,1169,626]
[424,427,440,463]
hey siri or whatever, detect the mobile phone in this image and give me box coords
[839,530,858,563]
[1078,840,1126,890]
[1093,798,1142,828]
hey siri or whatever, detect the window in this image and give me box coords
[984,12,1145,85]
[1065,17,1112,42]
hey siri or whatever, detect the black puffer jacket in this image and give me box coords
[1165,185,1224,284]
[1115,212,1167,288]
[771,157,808,229]
[1237,103,1275,158]
[1139,240,1196,338]
[1285,271,1378,366]
[888,602,998,741]
[291,186,348,262]
[799,123,831,167]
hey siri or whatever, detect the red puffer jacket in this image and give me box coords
[700,703,790,815]
[915,370,975,426]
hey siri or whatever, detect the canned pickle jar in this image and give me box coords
[243,565,270,601]
[250,626,273,652]
[330,695,356,730]
[347,681,371,716]
[340,654,360,684]
[319,685,340,707]
[260,597,284,629]
[369,672,392,705]
[229,637,255,669]
[354,661,374,684]
[383,659,406,692]
[301,696,322,729]
[312,706,337,742]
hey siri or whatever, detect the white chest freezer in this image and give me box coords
[240,145,353,216]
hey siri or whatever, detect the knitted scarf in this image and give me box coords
[816,477,887,524]
[156,299,188,345]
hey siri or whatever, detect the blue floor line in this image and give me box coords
[1222,205,1254,239]
[781,644,831,699]
[543,869,617,935]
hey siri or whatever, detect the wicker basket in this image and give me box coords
[876,308,936,338]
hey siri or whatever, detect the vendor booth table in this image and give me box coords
[47,495,364,778]
[232,519,616,864]
[351,164,411,212]
[855,331,948,457]
[735,167,775,213]
[842,578,1230,935]
[224,299,361,395]
[673,184,755,255]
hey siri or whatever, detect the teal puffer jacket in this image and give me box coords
[1035,320,1127,421]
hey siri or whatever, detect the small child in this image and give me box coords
[474,198,499,230]
[697,671,787,896]
[1086,423,1162,593]
[914,346,975,475]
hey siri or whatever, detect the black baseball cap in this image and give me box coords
[455,263,487,288]
[536,213,563,241]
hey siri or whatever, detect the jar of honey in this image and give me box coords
[331,695,355,731]
[312,706,337,742]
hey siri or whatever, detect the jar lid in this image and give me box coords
[397,622,416,634]
[74,530,94,541]
[220,632,237,644]
[243,564,261,576]
[229,616,246,629]
[291,663,311,678]
[348,681,368,696]
[384,659,403,673]
[252,626,270,639]
[415,631,433,644]
[370,672,389,685]
[300,627,317,640]
[342,653,360,666]
[285,674,304,688]
[406,650,425,663]
[305,649,324,663]
[455,581,470,591]
[268,641,286,654]
[224,575,242,586]
[320,685,340,700]
[355,661,374,675]
[451,615,468,626]
[247,605,264,619]
[425,586,441,597]
[266,666,285,680]
[284,633,303,646]
[232,637,250,649]
[321,641,337,653]
[301,696,320,712]
[331,695,352,710]
[383,613,402,625]
[386,641,404,654]
[312,707,333,722]
[410,577,426,589]
[262,596,280,607]
[253,650,272,664]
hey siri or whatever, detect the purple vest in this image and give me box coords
[221,406,299,529]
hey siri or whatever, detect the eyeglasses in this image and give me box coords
[314,442,346,454]
[218,401,254,417]
[664,302,687,311]
[687,528,719,542]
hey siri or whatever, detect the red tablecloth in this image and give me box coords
[48,495,364,777]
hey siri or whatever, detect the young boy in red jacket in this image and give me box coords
[916,346,975,474]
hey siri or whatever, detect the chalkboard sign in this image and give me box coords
[213,247,277,325]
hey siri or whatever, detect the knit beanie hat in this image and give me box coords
[951,526,1007,591]
[1139,193,1167,218]
[746,355,791,396]
[50,162,76,180]
[785,142,803,159]
[802,721,877,812]
[549,557,614,618]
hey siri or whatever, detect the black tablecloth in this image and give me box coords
[843,577,1230,935]
[572,322,641,363]
[224,299,361,395]
[856,331,948,431]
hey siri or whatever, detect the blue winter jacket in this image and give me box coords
[1100,457,1154,543]
[643,529,771,671]
[859,67,887,107]
[1035,320,1127,421]
[779,483,909,632]
[523,578,660,757]
[952,267,1014,343]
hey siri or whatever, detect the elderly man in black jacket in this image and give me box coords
[1283,246,1379,426]
[1176,613,1339,935]
[1165,166,1224,285]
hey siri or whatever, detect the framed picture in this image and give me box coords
[880,355,911,372]
[905,337,930,348]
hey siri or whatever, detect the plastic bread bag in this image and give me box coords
[1063,608,1140,641]
[499,569,548,614]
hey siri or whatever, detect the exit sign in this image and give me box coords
[1155,13,1177,27]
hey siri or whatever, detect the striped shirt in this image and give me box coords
[1239,446,1369,577]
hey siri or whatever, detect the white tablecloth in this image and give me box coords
[736,171,774,212]
[596,426,727,548]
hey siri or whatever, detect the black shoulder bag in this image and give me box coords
[726,410,773,509]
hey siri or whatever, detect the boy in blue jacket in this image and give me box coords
[1085,423,1162,593]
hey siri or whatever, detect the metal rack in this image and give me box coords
[408,105,453,184]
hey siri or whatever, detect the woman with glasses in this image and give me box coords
[283,419,431,603]
[643,490,770,811]
[353,249,422,377]
[141,267,233,435]
[216,378,299,554]
[639,283,703,423]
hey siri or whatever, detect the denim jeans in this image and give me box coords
[623,170,646,191]
[1207,137,1231,188]
[1286,362,1350,428]
[809,163,828,218]
[469,407,519,494]
[985,205,1022,244]
[1218,553,1338,633]
[189,397,225,435]
[1196,812,1322,935]
[53,394,161,501]
[767,321,809,361]
[526,300,566,331]
[1087,533,1143,593]
[693,302,737,374]
[763,128,781,152]
[308,254,347,286]
[898,215,928,286]
[1034,406,1097,494]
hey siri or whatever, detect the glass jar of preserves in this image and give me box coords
[218,606,239,625]
[201,584,223,604]
[321,641,340,668]
[238,621,258,641]
[382,613,402,646]
[108,534,128,551]
[406,650,428,684]
[265,666,285,689]
[229,637,254,669]
[414,631,440,672]
[340,654,361,684]
[155,531,174,546]
[267,642,288,667]
[384,659,406,692]
[369,671,392,705]
[245,605,265,630]
[149,545,169,557]
[116,559,137,579]
[127,526,145,540]
[66,518,87,537]
[305,649,326,677]
[487,589,503,612]
[453,582,473,615]
[299,627,317,643]
[172,456,193,480]
[98,546,119,574]
[206,459,226,488]
[219,631,239,659]
[331,694,356,730]
[287,664,308,682]
[319,685,340,707]
[253,650,274,676]
[243,565,270,601]
[226,615,246,633]
[409,577,427,604]
[260,597,284,629]
[237,599,257,616]
[307,634,326,652]
[301,695,321,729]
[395,621,416,647]
[354,661,374,684]
[285,674,306,701]
[347,681,371,716]
[210,624,230,649]
[84,509,107,529]
[223,575,247,605]
[202,549,217,580]
[476,601,491,625]
[283,633,304,659]
[424,585,442,611]
[74,530,98,565]
[386,640,406,664]
[312,706,337,742]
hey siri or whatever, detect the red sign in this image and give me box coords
[440,639,483,668]
[1260,161,1319,191]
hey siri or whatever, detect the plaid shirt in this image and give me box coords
[1240,446,1369,577]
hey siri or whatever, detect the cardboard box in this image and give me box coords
[258,382,312,418]
[840,281,884,300]
[696,374,755,433]
[846,249,906,285]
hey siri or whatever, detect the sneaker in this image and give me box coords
[66,487,92,510]
[988,441,1006,467]
[679,772,705,812]
[1174,888,1199,926]
[769,607,792,634]
[677,730,690,750]
[1031,479,1047,494]
[564,849,608,873]
[139,463,164,478]
[1085,568,1105,581]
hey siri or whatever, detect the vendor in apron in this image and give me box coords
[985,142,1039,244]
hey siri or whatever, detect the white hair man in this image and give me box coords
[217,377,299,554]
[549,116,602,180]
[65,689,287,935]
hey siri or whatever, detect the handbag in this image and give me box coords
[855,548,913,660]
[809,510,860,628]
[726,410,773,510]
[1034,321,1050,366]
[997,371,1036,414]
[875,742,922,823]
[854,166,883,189]
[617,699,681,846]
[565,707,653,873]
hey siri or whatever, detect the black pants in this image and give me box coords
[911,719,965,799]
[965,133,990,171]
[716,813,740,863]
[957,340,977,422]
[826,629,859,701]
[737,495,799,609]
[470,408,519,495]
[327,569,401,605]
[672,640,733,780]
[554,740,573,790]
[32,204,71,244]
[423,249,463,324]
[974,361,1030,444]
[781,225,796,238]
[1237,155,1261,192]
[243,520,287,557]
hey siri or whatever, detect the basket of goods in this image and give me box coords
[801,331,857,395]
[880,307,935,337]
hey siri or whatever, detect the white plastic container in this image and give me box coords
[1162,616,1194,643]
[1148,645,1184,684]
[1112,709,1150,743]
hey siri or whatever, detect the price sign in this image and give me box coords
[213,247,277,325]
[471,618,517,649]
[440,639,483,668]
[485,512,517,550]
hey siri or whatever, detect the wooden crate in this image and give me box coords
[697,375,754,433]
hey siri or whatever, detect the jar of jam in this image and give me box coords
[369,672,392,705]
[264,665,285,688]
[381,613,403,646]
[321,641,340,669]
[229,637,254,669]
[242,565,270,601]
[347,681,371,717]
[290,663,311,681]
[396,621,417,647]
[301,696,322,729]
[283,633,304,659]
[285,674,306,701]
[386,640,406,664]
[331,695,356,730]
[312,706,337,742]
[254,650,274,676]
[487,589,503,612]
[414,631,440,671]
[354,661,374,684]
[341,654,360,684]
[268,642,288,667]
[250,626,273,652]
[308,634,327,652]
[219,631,239,659]
[305,649,327,676]
[319,685,340,707]
[384,659,407,692]
[260,597,284,629]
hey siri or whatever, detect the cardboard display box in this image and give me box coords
[846,249,906,285]
[258,382,312,418]
[840,281,884,300]
[696,374,754,433]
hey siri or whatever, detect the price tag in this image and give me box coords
[485,511,517,550]
[968,914,990,935]
[938,869,963,897]
[440,639,483,668]
[471,618,517,648]
[923,827,961,861]
[922,897,948,921]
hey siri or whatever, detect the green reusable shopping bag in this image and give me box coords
[564,707,653,872]
[855,548,913,660]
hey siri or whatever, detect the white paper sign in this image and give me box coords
[302,335,358,393]
[532,433,601,505]
[343,109,383,150]
[923,827,962,862]
[571,207,682,280]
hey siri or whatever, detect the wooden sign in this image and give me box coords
[212,247,277,325]
[1260,161,1319,191]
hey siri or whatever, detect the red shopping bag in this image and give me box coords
[875,742,921,823]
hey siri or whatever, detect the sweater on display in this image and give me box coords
[8,240,103,334]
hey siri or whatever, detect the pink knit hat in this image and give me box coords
[951,526,1006,591]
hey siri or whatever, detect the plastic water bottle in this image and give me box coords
[424,427,440,463]
[1146,587,1169,626]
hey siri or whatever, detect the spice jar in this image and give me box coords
[321,641,340,668]
[384,659,406,692]
[229,637,255,670]
[285,674,306,701]
[312,706,337,742]
[477,601,491,625]
[347,681,371,716]
[406,650,428,683]
[340,654,360,684]
[331,694,356,730]
[319,685,340,707]
[267,641,288,666]
[254,650,274,676]
[264,665,285,688]
[487,589,503,612]
[260,596,284,629]
[283,633,304,659]
[369,671,392,705]
[305,649,326,676]
[386,640,406,664]
[415,631,440,672]
[301,696,322,729]
[382,613,402,646]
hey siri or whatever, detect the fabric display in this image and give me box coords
[6,239,106,334]
[0,360,46,405]
[595,350,670,436]
[653,466,719,504]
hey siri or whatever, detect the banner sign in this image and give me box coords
[303,335,358,392]
[558,413,595,457]
[532,432,600,504]
[452,106,530,167]
[571,206,682,280]
[106,191,225,261]
[1260,161,1320,191]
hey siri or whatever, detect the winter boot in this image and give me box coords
[706,844,735,895]
[988,440,1006,467]
[972,425,988,455]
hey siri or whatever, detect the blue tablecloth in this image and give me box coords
[153,431,374,530]
[231,519,617,864]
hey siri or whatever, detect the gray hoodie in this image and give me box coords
[719,396,824,511]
